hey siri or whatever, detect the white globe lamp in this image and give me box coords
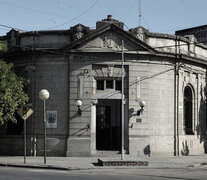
[139,100,146,109]
[39,89,50,100]
[75,99,82,115]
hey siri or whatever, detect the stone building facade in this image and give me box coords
[176,25,207,46]
[0,15,207,157]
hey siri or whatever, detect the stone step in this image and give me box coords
[97,158,148,166]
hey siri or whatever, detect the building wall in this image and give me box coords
[20,34,70,49]
[65,52,207,157]
[67,53,128,156]
[0,54,69,156]
[67,54,93,156]
[147,35,207,60]
[128,57,175,156]
[33,55,69,156]
[177,63,206,155]
[176,25,207,45]
[1,52,205,157]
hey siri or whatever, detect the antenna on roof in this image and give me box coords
[138,0,142,26]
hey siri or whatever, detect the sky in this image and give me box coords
[0,0,207,36]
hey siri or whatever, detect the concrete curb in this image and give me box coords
[1,162,205,171]
[0,163,93,171]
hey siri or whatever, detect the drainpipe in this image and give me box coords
[196,74,199,135]
[174,61,177,156]
[32,34,37,157]
[175,36,180,156]
[121,40,125,160]
[177,63,180,156]
[174,61,180,156]
[174,35,180,156]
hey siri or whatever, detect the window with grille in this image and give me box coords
[96,79,122,91]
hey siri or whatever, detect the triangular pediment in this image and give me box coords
[65,24,156,53]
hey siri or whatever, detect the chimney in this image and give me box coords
[96,15,124,29]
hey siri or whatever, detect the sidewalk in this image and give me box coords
[1,155,207,170]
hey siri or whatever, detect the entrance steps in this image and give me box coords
[95,151,127,157]
[98,158,148,166]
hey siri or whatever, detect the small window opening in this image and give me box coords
[115,80,122,91]
[106,80,113,89]
[97,80,104,90]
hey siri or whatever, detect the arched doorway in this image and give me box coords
[184,85,194,135]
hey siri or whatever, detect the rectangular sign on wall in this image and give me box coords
[46,111,57,128]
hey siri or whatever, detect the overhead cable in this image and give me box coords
[0,24,24,31]
[47,0,99,29]
[0,0,70,19]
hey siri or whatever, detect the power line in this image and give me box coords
[142,16,151,31]
[123,23,130,31]
[0,28,8,31]
[0,0,99,32]
[0,24,24,31]
[0,0,70,19]
[47,0,99,29]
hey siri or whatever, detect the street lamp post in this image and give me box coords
[39,89,50,164]
[24,117,26,164]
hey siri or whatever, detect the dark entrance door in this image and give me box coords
[96,99,121,150]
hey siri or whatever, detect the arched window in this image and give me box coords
[184,85,194,135]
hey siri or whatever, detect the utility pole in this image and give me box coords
[121,40,125,160]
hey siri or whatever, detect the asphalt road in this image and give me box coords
[1,166,207,180]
